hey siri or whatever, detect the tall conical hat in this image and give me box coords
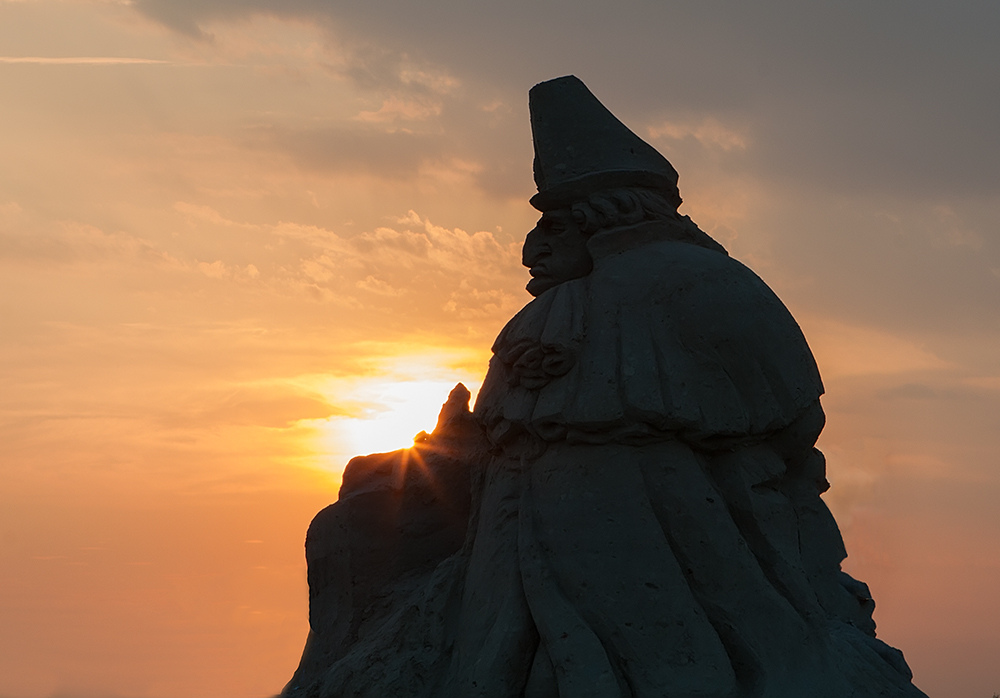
[528,75,681,211]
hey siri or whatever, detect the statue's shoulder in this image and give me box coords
[591,230,779,315]
[589,232,825,428]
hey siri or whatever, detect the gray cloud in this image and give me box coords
[128,0,1000,346]
[131,0,1000,199]
[877,382,961,402]
[256,124,446,179]
[758,188,1000,341]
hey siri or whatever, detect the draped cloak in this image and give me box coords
[296,219,926,698]
[443,220,924,698]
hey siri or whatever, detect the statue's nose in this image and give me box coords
[522,227,546,267]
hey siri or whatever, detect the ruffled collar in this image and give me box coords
[586,219,690,261]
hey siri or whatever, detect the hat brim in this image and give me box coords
[530,170,680,211]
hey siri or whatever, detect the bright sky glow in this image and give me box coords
[318,378,478,460]
[298,350,486,466]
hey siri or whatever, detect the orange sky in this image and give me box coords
[2,2,999,697]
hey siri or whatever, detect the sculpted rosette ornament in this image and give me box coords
[283,76,928,698]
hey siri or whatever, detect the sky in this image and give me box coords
[0,1,998,696]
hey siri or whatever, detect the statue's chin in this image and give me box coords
[526,275,556,297]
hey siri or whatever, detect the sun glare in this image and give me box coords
[298,349,486,473]
[335,378,476,457]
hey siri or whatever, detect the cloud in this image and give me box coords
[354,97,443,124]
[267,211,525,320]
[0,57,170,64]
[174,201,255,228]
[758,189,1000,338]
[962,376,1000,392]
[801,316,952,380]
[163,384,343,429]
[129,0,1000,201]
[138,200,526,330]
[356,275,404,297]
[258,124,446,179]
[648,118,749,153]
[332,42,459,97]
[197,259,227,278]
[877,383,946,401]
[0,219,180,268]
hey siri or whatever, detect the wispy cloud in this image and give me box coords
[648,118,749,152]
[0,56,169,65]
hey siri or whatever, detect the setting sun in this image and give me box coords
[296,350,486,471]
[320,378,480,460]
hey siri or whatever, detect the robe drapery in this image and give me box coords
[285,219,926,698]
[446,220,923,698]
[477,220,824,446]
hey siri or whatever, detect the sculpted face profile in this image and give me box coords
[283,76,928,698]
[522,186,724,297]
[522,208,592,296]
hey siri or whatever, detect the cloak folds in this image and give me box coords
[476,220,825,447]
[284,72,927,698]
[446,221,924,698]
[283,220,926,698]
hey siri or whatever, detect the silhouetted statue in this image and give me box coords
[284,76,927,698]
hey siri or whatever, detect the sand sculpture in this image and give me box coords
[283,76,927,698]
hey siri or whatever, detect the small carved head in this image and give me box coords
[522,208,593,297]
[522,186,719,297]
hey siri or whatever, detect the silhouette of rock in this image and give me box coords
[283,77,927,698]
[284,384,485,696]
